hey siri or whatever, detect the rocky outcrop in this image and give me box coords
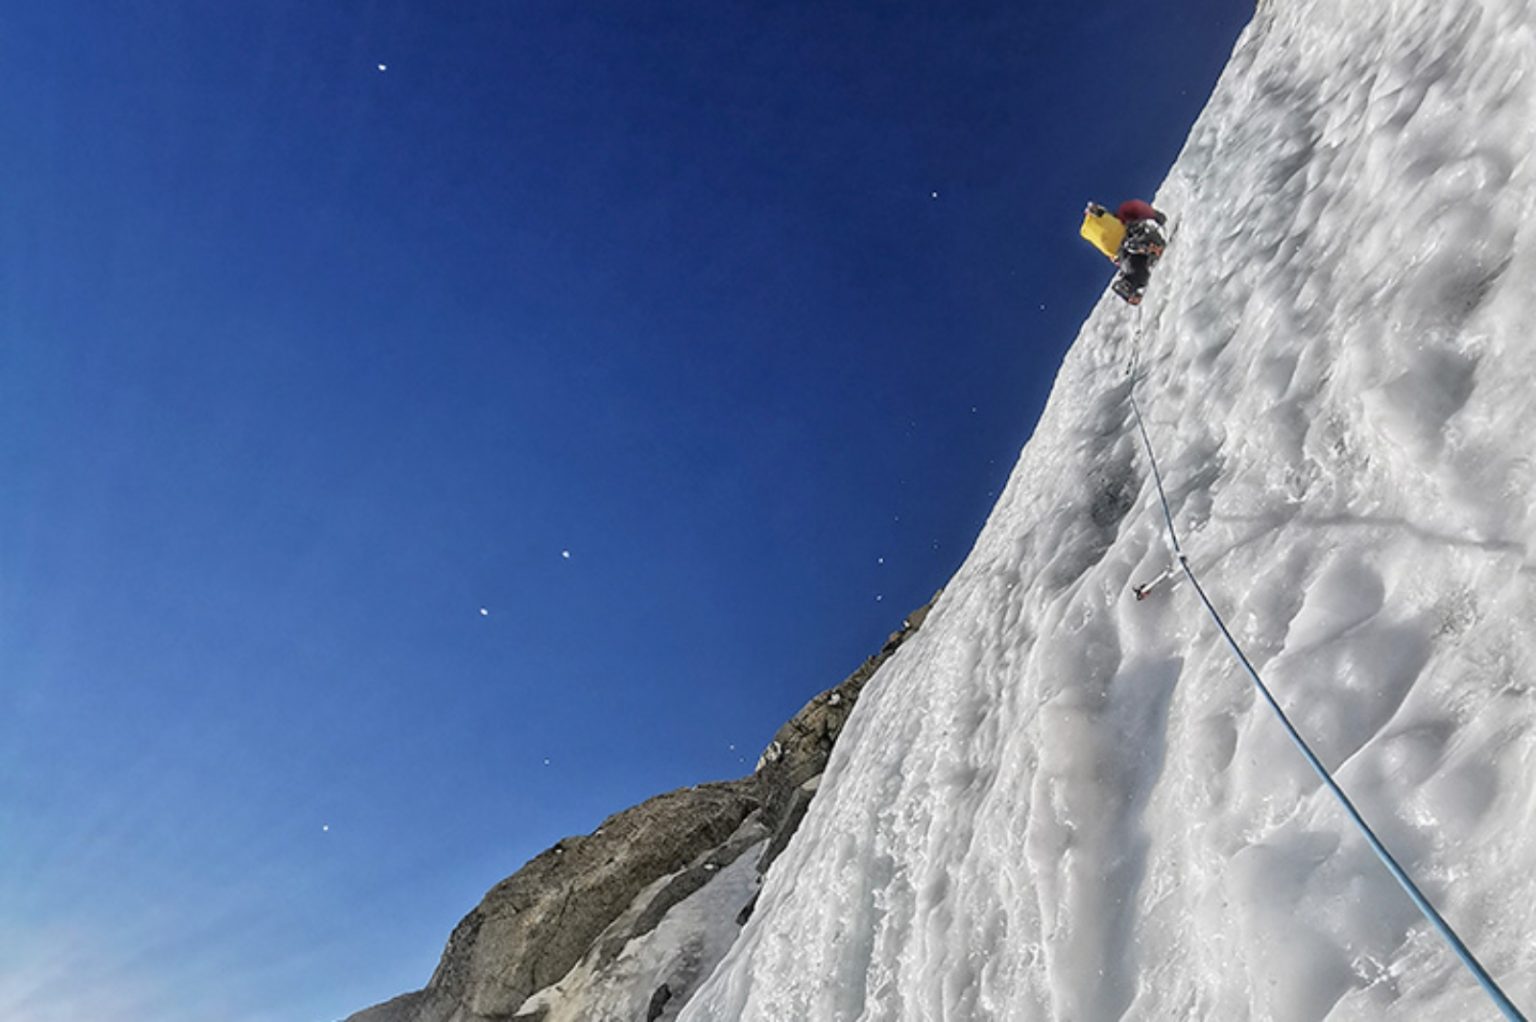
[585,810,771,976]
[345,989,454,1022]
[344,591,939,1022]
[396,782,757,1022]
[645,984,672,1021]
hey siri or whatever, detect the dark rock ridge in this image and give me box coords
[343,591,940,1022]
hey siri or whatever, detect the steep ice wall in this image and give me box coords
[681,1,1536,1019]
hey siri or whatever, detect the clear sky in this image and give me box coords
[0,3,1249,1019]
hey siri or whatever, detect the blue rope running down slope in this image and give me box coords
[1126,307,1527,1022]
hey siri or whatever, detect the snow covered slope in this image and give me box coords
[681,1,1536,1019]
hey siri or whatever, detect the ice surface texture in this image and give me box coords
[680,0,1536,1019]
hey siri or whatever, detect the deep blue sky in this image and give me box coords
[0,3,1249,1019]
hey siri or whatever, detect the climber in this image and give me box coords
[1081,199,1169,306]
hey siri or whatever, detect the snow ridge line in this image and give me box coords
[1125,307,1527,1022]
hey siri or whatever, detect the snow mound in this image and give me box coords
[521,838,767,1022]
[681,1,1536,1018]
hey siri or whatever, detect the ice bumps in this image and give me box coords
[682,0,1536,1018]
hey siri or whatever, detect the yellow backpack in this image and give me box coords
[1080,208,1125,262]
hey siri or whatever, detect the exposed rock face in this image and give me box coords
[645,984,671,1021]
[585,811,770,976]
[404,782,756,1022]
[345,989,453,1022]
[344,592,939,1022]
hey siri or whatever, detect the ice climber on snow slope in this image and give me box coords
[1081,198,1169,305]
[674,4,1536,1018]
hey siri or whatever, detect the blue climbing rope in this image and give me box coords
[1127,307,1526,1021]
